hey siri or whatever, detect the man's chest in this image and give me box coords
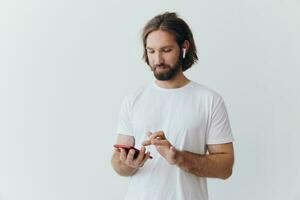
[131,97,210,150]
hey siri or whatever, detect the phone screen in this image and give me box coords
[113,144,152,159]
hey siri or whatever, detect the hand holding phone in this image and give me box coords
[114,144,153,159]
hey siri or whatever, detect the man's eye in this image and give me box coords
[147,50,154,54]
[163,49,171,52]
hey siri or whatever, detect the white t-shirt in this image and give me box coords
[116,80,234,200]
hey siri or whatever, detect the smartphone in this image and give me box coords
[113,144,152,159]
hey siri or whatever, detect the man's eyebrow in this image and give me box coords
[146,45,174,50]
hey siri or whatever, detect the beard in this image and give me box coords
[151,58,182,81]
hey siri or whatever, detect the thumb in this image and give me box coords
[170,146,177,153]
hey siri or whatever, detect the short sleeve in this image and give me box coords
[206,95,234,144]
[116,96,134,135]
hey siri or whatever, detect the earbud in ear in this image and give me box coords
[182,48,186,59]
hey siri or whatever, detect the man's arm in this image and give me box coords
[143,131,234,179]
[175,143,234,179]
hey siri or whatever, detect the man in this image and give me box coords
[111,12,234,200]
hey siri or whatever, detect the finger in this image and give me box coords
[149,131,166,140]
[135,146,146,163]
[144,152,151,162]
[126,149,135,164]
[170,146,176,152]
[170,146,178,163]
[119,148,127,162]
[139,152,150,167]
[113,148,120,153]
[170,146,178,156]
[142,139,151,146]
[151,139,169,146]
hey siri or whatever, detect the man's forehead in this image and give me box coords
[146,44,175,50]
[145,30,177,49]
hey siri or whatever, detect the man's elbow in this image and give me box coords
[220,168,233,180]
[221,155,234,180]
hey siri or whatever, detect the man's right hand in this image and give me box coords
[118,146,151,169]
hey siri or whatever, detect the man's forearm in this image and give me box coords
[175,151,233,179]
[111,153,138,176]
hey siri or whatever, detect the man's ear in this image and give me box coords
[182,40,190,52]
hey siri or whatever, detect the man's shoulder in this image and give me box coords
[190,81,223,99]
[122,82,151,103]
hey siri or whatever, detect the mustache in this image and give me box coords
[151,64,170,71]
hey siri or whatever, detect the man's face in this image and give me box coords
[145,30,182,81]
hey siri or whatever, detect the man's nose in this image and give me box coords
[154,52,164,65]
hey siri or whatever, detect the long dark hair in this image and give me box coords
[142,12,198,71]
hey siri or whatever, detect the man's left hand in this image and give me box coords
[142,131,179,165]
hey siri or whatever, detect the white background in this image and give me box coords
[1,0,300,200]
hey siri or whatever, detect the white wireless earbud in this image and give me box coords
[182,48,186,59]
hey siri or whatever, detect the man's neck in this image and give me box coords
[155,72,190,89]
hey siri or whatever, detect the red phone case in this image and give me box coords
[113,144,152,159]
